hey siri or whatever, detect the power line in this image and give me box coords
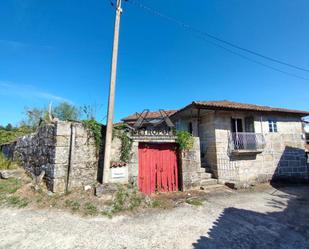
[124,0,309,80]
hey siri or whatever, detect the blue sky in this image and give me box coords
[1,0,309,126]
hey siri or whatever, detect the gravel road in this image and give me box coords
[0,184,308,249]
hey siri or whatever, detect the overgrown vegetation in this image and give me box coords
[53,102,80,121]
[82,119,104,148]
[0,125,34,144]
[113,125,132,162]
[0,171,211,217]
[0,153,18,170]
[0,102,83,145]
[176,131,194,151]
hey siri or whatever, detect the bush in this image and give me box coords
[176,131,194,151]
[0,125,33,144]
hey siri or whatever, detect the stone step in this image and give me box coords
[199,172,212,179]
[200,184,225,191]
[197,168,207,173]
[204,167,212,173]
[201,162,208,167]
[200,178,218,186]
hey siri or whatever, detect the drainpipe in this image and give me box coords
[66,123,76,193]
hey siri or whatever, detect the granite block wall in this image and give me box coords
[0,121,98,193]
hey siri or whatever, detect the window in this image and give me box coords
[188,122,193,135]
[231,118,243,133]
[268,120,278,133]
[245,117,255,132]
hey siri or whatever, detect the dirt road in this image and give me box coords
[0,184,308,249]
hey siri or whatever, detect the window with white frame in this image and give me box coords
[268,120,278,133]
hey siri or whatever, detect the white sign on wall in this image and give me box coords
[111,167,127,179]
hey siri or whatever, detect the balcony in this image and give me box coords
[229,132,266,154]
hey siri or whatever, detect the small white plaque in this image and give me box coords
[111,167,126,178]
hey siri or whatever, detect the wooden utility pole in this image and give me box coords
[103,0,122,183]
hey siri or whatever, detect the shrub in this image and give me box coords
[82,119,103,149]
[176,131,194,151]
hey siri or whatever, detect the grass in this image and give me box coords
[7,196,29,208]
[185,198,204,206]
[111,185,144,212]
[151,199,163,208]
[0,153,18,170]
[65,200,81,212]
[0,178,21,195]
[83,202,98,216]
[0,178,29,208]
[0,174,209,217]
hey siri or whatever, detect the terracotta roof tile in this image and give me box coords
[173,100,309,116]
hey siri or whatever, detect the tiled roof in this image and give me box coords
[122,110,178,122]
[174,100,309,116]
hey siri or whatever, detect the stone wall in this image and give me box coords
[55,122,97,192]
[180,137,203,191]
[109,136,204,191]
[210,111,308,186]
[0,121,98,193]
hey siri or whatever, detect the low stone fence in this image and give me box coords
[0,121,98,193]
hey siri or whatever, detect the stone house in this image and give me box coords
[118,100,309,192]
[1,100,308,194]
[170,100,309,186]
[111,110,215,194]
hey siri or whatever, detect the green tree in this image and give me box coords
[22,107,48,128]
[5,123,13,131]
[53,102,80,121]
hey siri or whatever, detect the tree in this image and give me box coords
[53,102,80,121]
[5,123,13,131]
[22,107,48,128]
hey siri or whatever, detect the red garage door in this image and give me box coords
[138,143,178,195]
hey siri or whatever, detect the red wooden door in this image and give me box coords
[138,143,178,195]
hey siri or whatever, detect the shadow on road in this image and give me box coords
[193,146,309,249]
[192,184,309,249]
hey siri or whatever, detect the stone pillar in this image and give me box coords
[180,137,202,190]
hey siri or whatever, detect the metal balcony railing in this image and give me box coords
[229,132,266,152]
